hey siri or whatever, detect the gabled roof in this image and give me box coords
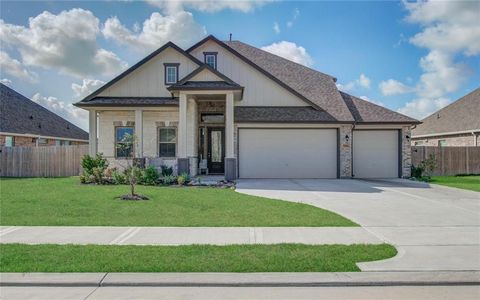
[79,42,203,103]
[0,83,89,140]
[340,92,420,124]
[167,64,243,91]
[412,88,480,136]
[187,35,354,122]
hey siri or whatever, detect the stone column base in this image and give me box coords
[189,157,198,176]
[225,158,237,181]
[177,158,190,175]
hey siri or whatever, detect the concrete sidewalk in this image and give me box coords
[2,271,479,287]
[0,226,381,245]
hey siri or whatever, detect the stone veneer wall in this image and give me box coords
[401,126,412,178]
[412,133,479,147]
[339,125,352,178]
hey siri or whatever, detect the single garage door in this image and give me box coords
[238,128,337,178]
[353,130,399,178]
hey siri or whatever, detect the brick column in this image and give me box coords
[339,125,353,178]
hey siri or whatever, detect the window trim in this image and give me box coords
[203,52,218,69]
[158,127,177,158]
[115,126,135,159]
[164,63,180,85]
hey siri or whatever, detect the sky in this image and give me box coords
[1,0,479,130]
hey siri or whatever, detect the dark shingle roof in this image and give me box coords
[235,106,337,123]
[75,97,179,107]
[168,81,242,90]
[0,83,88,140]
[412,88,480,136]
[341,92,420,124]
[223,40,354,122]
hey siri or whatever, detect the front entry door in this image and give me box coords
[207,127,225,174]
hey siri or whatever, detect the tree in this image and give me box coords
[116,133,147,200]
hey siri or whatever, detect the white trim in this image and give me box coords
[0,132,88,142]
[412,129,480,139]
[236,123,343,129]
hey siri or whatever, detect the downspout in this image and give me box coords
[350,122,356,178]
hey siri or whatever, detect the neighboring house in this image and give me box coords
[75,35,419,180]
[0,83,88,147]
[412,88,480,147]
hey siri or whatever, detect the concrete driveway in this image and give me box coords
[236,179,480,271]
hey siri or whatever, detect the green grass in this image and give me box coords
[430,175,480,192]
[0,244,396,272]
[0,177,356,227]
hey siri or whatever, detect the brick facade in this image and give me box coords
[401,126,412,178]
[412,133,479,147]
[339,125,352,178]
[0,134,86,147]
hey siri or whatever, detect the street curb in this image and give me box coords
[1,272,479,287]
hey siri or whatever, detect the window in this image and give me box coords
[55,140,62,146]
[164,63,179,84]
[204,52,217,69]
[438,140,447,147]
[64,140,71,146]
[201,113,224,124]
[115,127,134,158]
[158,128,176,157]
[38,138,47,145]
[5,136,14,147]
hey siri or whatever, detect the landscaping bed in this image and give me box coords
[0,243,396,272]
[0,177,357,227]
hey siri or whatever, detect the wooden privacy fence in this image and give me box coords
[0,145,88,177]
[412,146,480,176]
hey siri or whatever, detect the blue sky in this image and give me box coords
[1,0,479,130]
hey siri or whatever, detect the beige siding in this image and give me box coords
[97,109,179,159]
[98,47,198,97]
[190,69,224,81]
[190,40,307,107]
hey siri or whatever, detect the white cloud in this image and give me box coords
[0,9,127,78]
[32,93,88,130]
[398,97,450,120]
[336,73,371,91]
[146,0,270,14]
[379,79,414,96]
[0,78,12,86]
[287,7,300,28]
[102,11,206,53]
[261,41,313,67]
[273,22,280,34]
[397,1,479,119]
[71,78,105,99]
[0,51,37,82]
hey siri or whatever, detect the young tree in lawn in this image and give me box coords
[116,133,147,200]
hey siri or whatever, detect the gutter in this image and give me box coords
[411,129,480,139]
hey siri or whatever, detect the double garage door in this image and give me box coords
[238,128,399,179]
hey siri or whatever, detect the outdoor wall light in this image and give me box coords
[406,134,410,141]
[345,134,350,142]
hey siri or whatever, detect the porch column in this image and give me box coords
[187,97,198,175]
[177,92,189,174]
[134,109,143,158]
[225,91,236,180]
[88,110,97,156]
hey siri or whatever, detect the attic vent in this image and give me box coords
[29,115,33,119]
[38,123,41,129]
[67,125,70,129]
[437,113,440,119]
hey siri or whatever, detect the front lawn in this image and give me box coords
[430,175,480,192]
[0,243,396,272]
[0,177,356,226]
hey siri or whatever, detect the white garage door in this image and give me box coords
[353,130,399,178]
[238,129,337,178]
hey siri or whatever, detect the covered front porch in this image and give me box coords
[85,89,240,181]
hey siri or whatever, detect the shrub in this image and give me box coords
[411,165,424,179]
[419,154,437,179]
[112,169,126,185]
[177,172,191,186]
[141,166,160,185]
[162,175,177,185]
[80,153,108,184]
[161,165,173,176]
